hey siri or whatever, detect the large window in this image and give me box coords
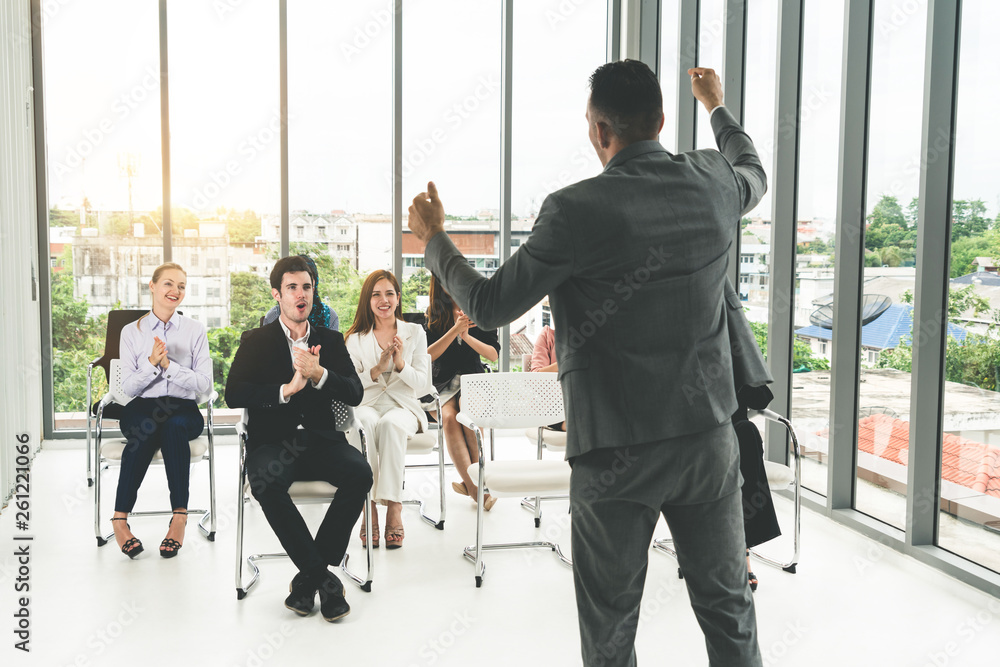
[168,0,278,349]
[401,1,502,314]
[511,0,608,347]
[43,1,162,428]
[289,0,393,327]
[694,0,725,150]
[854,0,928,531]
[938,0,1000,574]
[790,0,846,498]
[658,0,680,152]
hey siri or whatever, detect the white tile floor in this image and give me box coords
[2,433,999,666]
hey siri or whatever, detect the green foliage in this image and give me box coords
[207,327,242,407]
[229,271,273,332]
[216,207,261,244]
[49,206,77,227]
[402,268,431,314]
[898,285,990,323]
[749,318,829,371]
[50,259,111,413]
[949,233,996,278]
[880,334,1000,391]
[281,243,365,330]
[951,199,989,241]
[879,285,1000,388]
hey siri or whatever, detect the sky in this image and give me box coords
[42,0,999,224]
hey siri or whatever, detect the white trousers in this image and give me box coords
[355,404,418,503]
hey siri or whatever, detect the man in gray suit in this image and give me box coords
[409,61,766,667]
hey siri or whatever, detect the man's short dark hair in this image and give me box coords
[588,59,663,143]
[270,255,313,291]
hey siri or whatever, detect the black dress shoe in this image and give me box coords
[284,571,318,616]
[318,571,350,622]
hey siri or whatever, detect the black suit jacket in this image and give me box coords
[225,321,363,450]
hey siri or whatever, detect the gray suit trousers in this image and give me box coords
[570,423,762,667]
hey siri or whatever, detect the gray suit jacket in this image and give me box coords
[426,107,767,458]
[726,277,772,393]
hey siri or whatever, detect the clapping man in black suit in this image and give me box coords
[226,255,371,621]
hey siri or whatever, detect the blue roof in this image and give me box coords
[951,272,1000,286]
[795,303,968,350]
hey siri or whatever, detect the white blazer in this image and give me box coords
[345,319,430,433]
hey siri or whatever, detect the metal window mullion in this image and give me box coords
[607,0,622,62]
[765,0,803,464]
[675,0,699,153]
[829,0,874,511]
[392,0,402,280]
[159,0,171,261]
[723,0,747,288]
[639,0,661,75]
[31,0,55,438]
[499,0,513,372]
[279,0,289,258]
[907,0,962,547]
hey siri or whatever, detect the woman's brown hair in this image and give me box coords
[426,274,456,336]
[344,269,403,338]
[137,262,187,329]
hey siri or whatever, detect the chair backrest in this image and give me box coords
[108,359,137,406]
[402,312,427,326]
[460,372,564,429]
[95,310,149,381]
[331,400,360,433]
[110,358,213,406]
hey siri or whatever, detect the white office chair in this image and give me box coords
[652,408,801,574]
[456,372,572,587]
[235,402,374,598]
[519,426,569,523]
[401,354,446,529]
[93,359,217,546]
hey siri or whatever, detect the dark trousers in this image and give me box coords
[569,424,761,667]
[245,431,373,575]
[115,396,204,513]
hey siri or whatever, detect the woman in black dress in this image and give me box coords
[425,276,501,510]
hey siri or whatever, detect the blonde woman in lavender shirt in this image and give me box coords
[111,263,212,559]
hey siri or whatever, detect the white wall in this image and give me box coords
[0,1,43,505]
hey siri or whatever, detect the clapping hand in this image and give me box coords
[376,339,397,375]
[149,337,169,369]
[454,313,474,340]
[292,345,322,383]
[391,336,406,371]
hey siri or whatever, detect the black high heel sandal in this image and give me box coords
[747,549,758,592]
[111,517,143,559]
[160,510,187,559]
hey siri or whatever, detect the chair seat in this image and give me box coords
[101,436,209,463]
[470,460,571,498]
[764,460,795,488]
[522,428,567,452]
[407,431,437,455]
[287,481,338,499]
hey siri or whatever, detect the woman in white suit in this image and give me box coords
[344,269,429,549]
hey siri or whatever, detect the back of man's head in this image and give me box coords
[270,255,313,291]
[588,60,663,144]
